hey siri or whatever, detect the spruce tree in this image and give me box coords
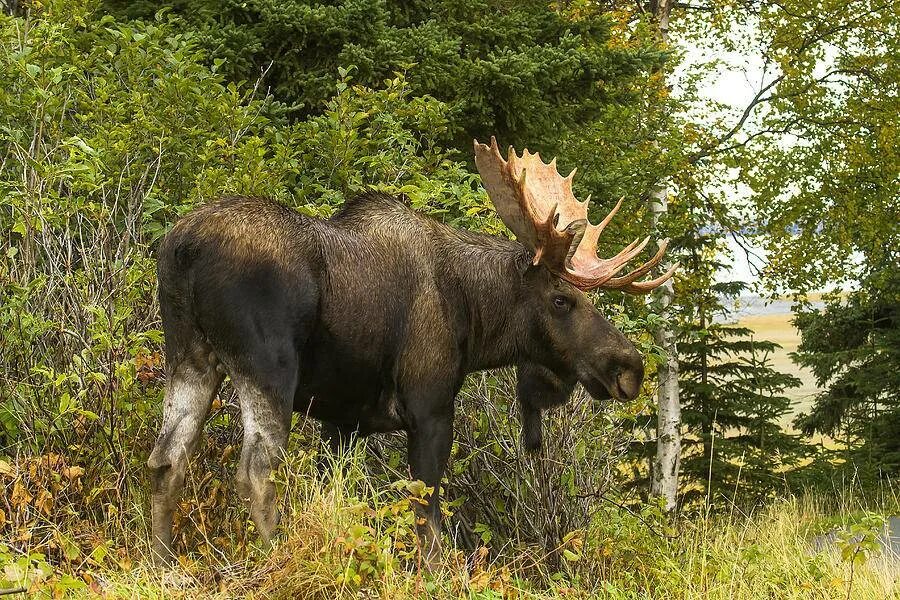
[792,268,900,477]
[100,0,665,157]
[674,225,807,507]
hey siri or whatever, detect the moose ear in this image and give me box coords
[514,252,535,277]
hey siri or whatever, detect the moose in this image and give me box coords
[147,138,677,565]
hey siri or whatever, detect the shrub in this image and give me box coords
[0,0,481,550]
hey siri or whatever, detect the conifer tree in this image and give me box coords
[793,269,900,477]
[101,0,665,157]
[674,224,807,506]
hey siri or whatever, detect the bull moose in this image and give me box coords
[147,138,677,565]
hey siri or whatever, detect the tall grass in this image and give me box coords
[59,450,891,599]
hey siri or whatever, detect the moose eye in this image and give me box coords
[552,295,571,312]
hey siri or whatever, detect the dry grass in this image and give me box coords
[58,455,894,599]
[659,498,898,599]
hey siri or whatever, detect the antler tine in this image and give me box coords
[606,236,651,271]
[603,239,670,288]
[567,197,624,269]
[620,262,680,294]
[595,197,623,238]
[482,136,503,163]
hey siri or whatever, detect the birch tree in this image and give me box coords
[647,0,681,510]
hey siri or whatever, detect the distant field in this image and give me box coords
[736,312,821,427]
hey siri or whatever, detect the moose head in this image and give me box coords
[474,137,678,450]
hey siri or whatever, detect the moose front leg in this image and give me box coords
[406,412,453,568]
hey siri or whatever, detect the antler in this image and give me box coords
[473,137,678,294]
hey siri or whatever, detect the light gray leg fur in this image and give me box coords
[147,356,222,565]
[233,378,292,545]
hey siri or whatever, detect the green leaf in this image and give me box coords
[562,549,581,562]
[405,479,427,497]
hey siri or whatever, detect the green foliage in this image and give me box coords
[677,0,899,293]
[261,68,487,224]
[331,479,431,588]
[835,513,885,567]
[834,512,887,600]
[750,0,899,292]
[100,0,666,156]
[792,272,900,476]
[0,542,87,598]
[0,1,186,488]
[658,199,809,507]
[668,1,898,490]
[675,279,808,507]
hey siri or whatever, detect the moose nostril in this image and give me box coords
[616,370,641,400]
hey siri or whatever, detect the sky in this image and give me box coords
[678,23,855,297]
[680,39,769,290]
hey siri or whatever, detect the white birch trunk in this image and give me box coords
[648,0,681,511]
[649,189,680,509]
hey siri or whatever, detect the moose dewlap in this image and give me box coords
[147,138,676,566]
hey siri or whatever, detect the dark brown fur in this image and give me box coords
[147,192,644,565]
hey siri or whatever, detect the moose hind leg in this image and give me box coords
[147,353,222,565]
[233,375,294,546]
[407,413,454,567]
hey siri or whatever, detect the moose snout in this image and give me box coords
[610,345,645,401]
[615,368,643,400]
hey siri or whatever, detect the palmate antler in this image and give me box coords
[474,137,678,294]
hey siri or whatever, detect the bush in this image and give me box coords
[0,0,481,550]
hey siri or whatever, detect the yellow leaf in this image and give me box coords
[406,479,426,497]
[0,459,13,477]
[11,481,32,507]
[35,489,54,515]
[15,528,32,542]
[63,466,84,480]
[469,570,491,591]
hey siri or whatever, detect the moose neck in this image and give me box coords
[439,229,531,373]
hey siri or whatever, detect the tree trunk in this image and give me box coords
[648,0,681,511]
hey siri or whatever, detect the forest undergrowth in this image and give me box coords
[1,436,897,599]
